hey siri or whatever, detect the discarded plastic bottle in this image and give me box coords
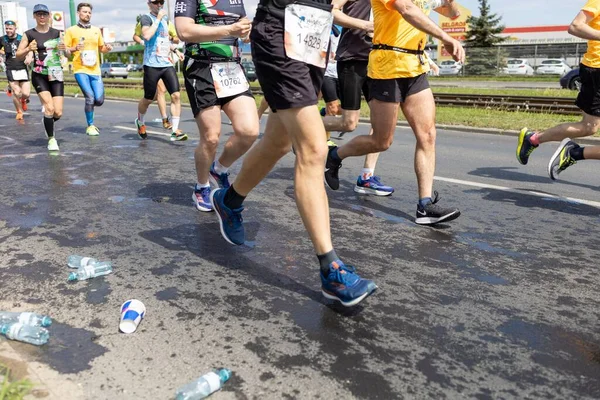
[67,255,101,269]
[427,0,446,8]
[68,262,112,281]
[0,323,50,346]
[176,369,231,400]
[0,311,52,327]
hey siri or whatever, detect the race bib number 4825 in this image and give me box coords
[284,3,333,68]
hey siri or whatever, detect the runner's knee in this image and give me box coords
[200,131,220,150]
[94,96,104,107]
[170,92,181,102]
[415,129,436,149]
[583,121,600,136]
[294,141,328,166]
[53,111,62,120]
[341,118,358,132]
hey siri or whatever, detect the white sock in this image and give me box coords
[213,160,229,174]
[361,168,374,180]
[137,113,145,124]
[171,117,180,133]
[195,182,210,190]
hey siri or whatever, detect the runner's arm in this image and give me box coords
[434,0,460,19]
[568,10,600,41]
[175,17,250,42]
[15,34,30,60]
[133,34,144,45]
[141,14,163,41]
[389,0,453,42]
[331,0,373,31]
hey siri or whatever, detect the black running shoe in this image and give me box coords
[325,145,342,190]
[516,128,538,165]
[415,191,461,225]
[548,138,579,181]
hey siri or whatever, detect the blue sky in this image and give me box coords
[15,0,588,41]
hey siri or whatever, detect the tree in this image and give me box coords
[463,0,506,76]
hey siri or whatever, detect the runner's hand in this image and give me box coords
[105,44,113,51]
[76,42,85,51]
[442,37,465,63]
[29,40,37,52]
[229,17,251,38]
[58,42,66,51]
[25,54,33,65]
[157,10,168,21]
[364,21,374,33]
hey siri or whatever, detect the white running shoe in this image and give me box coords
[47,137,59,152]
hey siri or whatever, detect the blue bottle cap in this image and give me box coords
[218,368,231,383]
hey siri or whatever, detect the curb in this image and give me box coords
[357,117,600,146]
[98,96,600,146]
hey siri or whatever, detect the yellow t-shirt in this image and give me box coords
[64,25,105,75]
[582,0,600,68]
[134,21,178,40]
[368,0,432,79]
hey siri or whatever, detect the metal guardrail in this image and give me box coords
[0,79,580,115]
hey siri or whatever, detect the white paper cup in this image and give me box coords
[119,299,146,334]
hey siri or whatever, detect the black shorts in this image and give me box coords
[6,68,29,82]
[184,59,253,117]
[368,73,430,104]
[143,66,179,100]
[31,72,64,96]
[576,63,600,116]
[321,76,340,103]
[337,60,370,110]
[250,11,324,112]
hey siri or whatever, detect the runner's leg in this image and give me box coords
[220,96,260,168]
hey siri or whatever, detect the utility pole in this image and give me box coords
[166,0,172,20]
[69,0,76,27]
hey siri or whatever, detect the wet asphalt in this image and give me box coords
[0,95,599,400]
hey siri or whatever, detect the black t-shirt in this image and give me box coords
[0,34,27,70]
[336,0,371,61]
[256,0,331,20]
[24,27,61,67]
[175,0,245,61]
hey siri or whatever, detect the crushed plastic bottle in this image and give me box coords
[0,323,50,346]
[176,369,231,400]
[68,262,113,281]
[68,255,101,269]
[0,311,52,327]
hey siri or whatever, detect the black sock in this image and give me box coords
[43,116,54,138]
[331,147,342,163]
[317,249,339,276]
[570,146,585,161]
[223,185,245,209]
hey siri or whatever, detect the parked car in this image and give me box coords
[535,59,571,76]
[503,59,534,75]
[127,63,142,72]
[560,68,581,91]
[438,60,462,76]
[241,60,257,82]
[101,63,128,78]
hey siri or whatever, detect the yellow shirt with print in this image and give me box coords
[134,21,178,40]
[582,0,600,68]
[64,25,105,75]
[368,0,432,79]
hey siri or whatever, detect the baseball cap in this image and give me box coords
[33,4,50,14]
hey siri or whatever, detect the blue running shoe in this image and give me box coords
[354,175,394,196]
[321,260,377,307]
[209,162,231,189]
[210,188,245,245]
[193,185,212,212]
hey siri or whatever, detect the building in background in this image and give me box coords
[0,1,27,35]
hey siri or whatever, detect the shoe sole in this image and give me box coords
[209,189,239,246]
[322,286,378,307]
[170,135,188,141]
[516,128,529,165]
[547,138,571,181]
[353,185,394,196]
[192,192,213,212]
[415,210,461,225]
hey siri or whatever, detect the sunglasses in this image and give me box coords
[151,0,165,4]
[34,12,49,16]
[4,21,15,25]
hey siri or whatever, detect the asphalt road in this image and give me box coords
[0,95,599,400]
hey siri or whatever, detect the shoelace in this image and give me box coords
[330,262,357,284]
[227,207,244,226]
[560,157,577,171]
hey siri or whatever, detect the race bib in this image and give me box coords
[284,3,333,68]
[11,69,28,81]
[81,50,97,67]
[48,66,64,82]
[156,37,171,58]
[210,62,249,98]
